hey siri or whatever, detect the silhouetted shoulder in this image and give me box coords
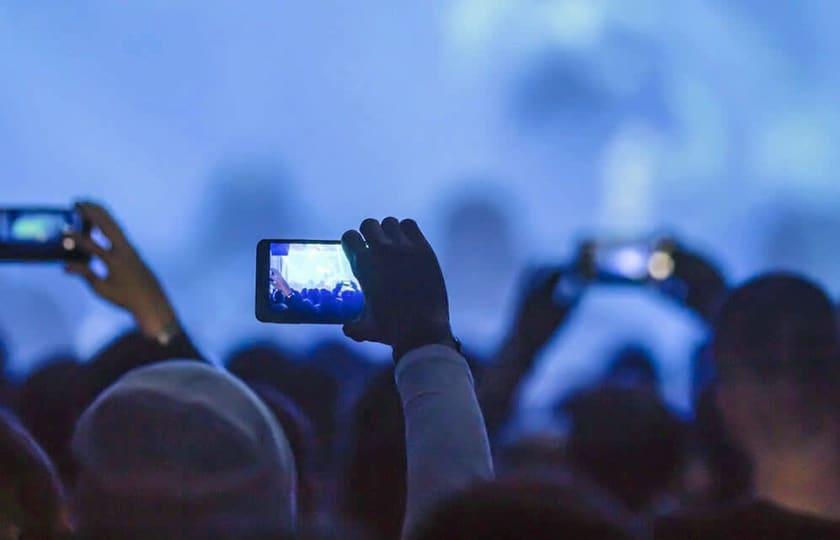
[655,501,840,540]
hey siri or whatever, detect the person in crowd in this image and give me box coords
[479,266,583,440]
[64,212,493,539]
[17,357,83,486]
[0,335,15,410]
[0,409,69,540]
[409,473,636,540]
[560,385,685,515]
[656,273,840,539]
[243,383,319,519]
[225,343,339,472]
[339,368,407,540]
[71,360,297,540]
[340,217,495,537]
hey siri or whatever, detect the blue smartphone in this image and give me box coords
[255,239,365,324]
[0,207,89,261]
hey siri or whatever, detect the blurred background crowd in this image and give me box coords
[1,1,840,539]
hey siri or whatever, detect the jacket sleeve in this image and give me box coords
[395,344,495,538]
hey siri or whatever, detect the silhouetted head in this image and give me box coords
[410,473,635,540]
[0,409,68,540]
[246,383,317,516]
[560,386,684,512]
[339,368,406,540]
[18,357,83,485]
[226,343,338,468]
[81,330,207,413]
[713,273,839,457]
[72,361,296,540]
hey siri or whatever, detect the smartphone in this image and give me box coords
[0,207,90,261]
[579,238,675,283]
[255,239,365,324]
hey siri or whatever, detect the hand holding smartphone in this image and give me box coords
[0,207,89,261]
[578,237,676,284]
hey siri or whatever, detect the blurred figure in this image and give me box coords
[17,356,83,486]
[657,273,840,538]
[560,386,684,514]
[225,343,339,470]
[339,368,406,540]
[0,409,68,540]
[479,265,583,439]
[602,343,661,394]
[440,190,521,340]
[0,333,13,409]
[80,330,205,416]
[341,217,494,537]
[72,361,297,540]
[410,474,635,540]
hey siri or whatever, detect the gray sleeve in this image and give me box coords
[395,344,495,538]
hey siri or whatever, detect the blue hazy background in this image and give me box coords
[3,1,840,422]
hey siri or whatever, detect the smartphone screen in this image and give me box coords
[593,242,653,281]
[0,208,87,261]
[256,240,365,324]
[581,239,674,283]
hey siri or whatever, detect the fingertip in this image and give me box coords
[360,217,379,230]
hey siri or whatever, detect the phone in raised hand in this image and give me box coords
[255,239,365,324]
[0,207,90,262]
[579,237,675,284]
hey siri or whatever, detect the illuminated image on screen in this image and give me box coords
[268,242,364,322]
[1,211,73,244]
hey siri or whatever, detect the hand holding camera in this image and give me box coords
[341,217,456,361]
[64,202,179,339]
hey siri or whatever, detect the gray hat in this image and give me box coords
[72,360,296,539]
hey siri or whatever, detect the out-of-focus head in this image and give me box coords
[18,357,83,486]
[561,386,684,512]
[340,368,406,540]
[72,361,296,540]
[0,409,68,540]
[81,331,207,413]
[410,474,635,540]
[246,383,318,517]
[713,273,839,455]
[226,342,339,468]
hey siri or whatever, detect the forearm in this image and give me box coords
[477,334,541,440]
[396,344,494,538]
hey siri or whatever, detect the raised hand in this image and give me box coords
[510,266,583,354]
[655,245,727,324]
[341,217,455,360]
[65,202,178,338]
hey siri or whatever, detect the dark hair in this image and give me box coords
[247,383,317,515]
[81,330,206,412]
[714,272,838,381]
[561,386,684,512]
[339,368,406,540]
[0,409,66,540]
[18,357,83,485]
[225,342,339,469]
[410,475,634,540]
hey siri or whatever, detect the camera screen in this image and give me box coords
[594,244,653,281]
[1,210,76,244]
[267,242,364,322]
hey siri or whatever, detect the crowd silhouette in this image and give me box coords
[0,202,838,540]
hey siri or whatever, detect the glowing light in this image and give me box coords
[648,251,674,281]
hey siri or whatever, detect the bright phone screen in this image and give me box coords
[267,242,364,322]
